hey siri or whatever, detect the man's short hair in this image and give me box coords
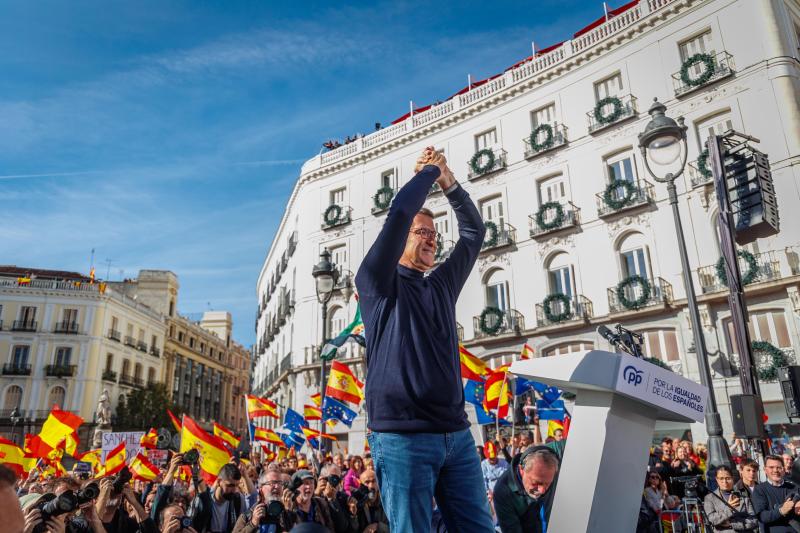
[520,447,559,471]
[765,454,784,466]
[715,465,734,477]
[319,463,338,478]
[258,468,281,486]
[159,503,184,524]
[418,208,434,219]
[741,459,759,470]
[217,463,242,481]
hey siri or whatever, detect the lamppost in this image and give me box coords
[312,249,338,453]
[638,97,733,479]
[10,406,21,445]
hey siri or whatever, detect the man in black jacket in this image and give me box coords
[493,446,560,533]
[752,455,800,532]
[189,463,257,533]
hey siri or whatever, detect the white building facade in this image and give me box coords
[254,0,800,451]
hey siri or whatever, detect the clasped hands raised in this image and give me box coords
[415,146,456,190]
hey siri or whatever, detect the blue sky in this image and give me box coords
[0,0,611,346]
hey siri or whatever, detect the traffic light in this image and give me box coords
[723,144,780,245]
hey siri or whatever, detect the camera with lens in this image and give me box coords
[245,499,285,526]
[112,465,133,495]
[34,492,78,533]
[76,482,100,505]
[180,516,193,529]
[350,485,375,508]
[730,489,744,499]
[181,449,200,466]
[325,474,341,488]
[674,475,703,499]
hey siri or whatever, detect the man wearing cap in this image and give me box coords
[482,441,509,494]
[284,470,334,531]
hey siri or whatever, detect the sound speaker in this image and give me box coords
[730,394,766,439]
[778,366,800,419]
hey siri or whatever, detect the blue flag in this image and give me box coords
[284,409,307,432]
[322,396,357,427]
[541,386,563,405]
[536,399,566,420]
[280,431,305,450]
[464,379,486,407]
[475,405,512,426]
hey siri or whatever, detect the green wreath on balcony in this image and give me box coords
[483,221,499,248]
[680,53,716,88]
[616,275,651,310]
[479,307,504,336]
[535,202,564,231]
[715,250,758,287]
[603,179,636,210]
[594,96,624,125]
[529,124,555,152]
[696,149,712,179]
[323,204,343,226]
[470,148,496,175]
[543,293,572,323]
[753,340,788,382]
[373,186,394,211]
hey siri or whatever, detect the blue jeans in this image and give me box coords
[367,428,494,532]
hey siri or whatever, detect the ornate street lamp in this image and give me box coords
[638,97,733,483]
[10,406,21,445]
[312,249,338,452]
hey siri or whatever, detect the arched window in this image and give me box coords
[618,233,651,279]
[543,341,594,357]
[546,253,574,298]
[4,385,22,411]
[483,269,509,311]
[48,386,66,410]
[642,329,680,362]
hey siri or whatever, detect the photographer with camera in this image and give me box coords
[51,477,105,533]
[316,463,359,533]
[703,465,758,532]
[752,455,800,532]
[351,470,387,533]
[151,452,190,528]
[232,465,292,533]
[159,503,199,533]
[282,469,334,531]
[188,462,257,533]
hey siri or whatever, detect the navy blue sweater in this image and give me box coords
[355,165,485,433]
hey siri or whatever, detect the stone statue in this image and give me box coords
[92,389,112,448]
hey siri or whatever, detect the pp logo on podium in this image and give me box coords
[623,365,644,387]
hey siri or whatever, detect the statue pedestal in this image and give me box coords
[510,350,708,533]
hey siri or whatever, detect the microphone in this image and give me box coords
[597,325,619,345]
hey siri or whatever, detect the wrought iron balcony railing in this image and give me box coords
[535,294,594,327]
[371,188,397,214]
[456,322,464,343]
[787,246,800,276]
[467,148,508,180]
[607,276,673,313]
[473,308,525,339]
[45,364,76,377]
[529,202,580,239]
[12,320,37,332]
[672,51,735,98]
[108,329,121,342]
[119,374,144,388]
[136,341,148,352]
[124,336,137,348]
[150,346,161,357]
[334,267,354,292]
[523,123,567,159]
[54,321,79,334]
[2,363,31,376]
[697,250,784,294]
[481,222,516,253]
[587,94,637,133]
[596,180,655,218]
[688,157,713,188]
[102,369,117,382]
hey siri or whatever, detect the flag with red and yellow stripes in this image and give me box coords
[180,415,231,484]
[140,428,158,450]
[483,365,512,419]
[27,408,84,459]
[213,423,241,450]
[245,395,279,419]
[304,404,322,421]
[102,442,126,477]
[129,452,160,481]
[519,343,534,360]
[167,410,182,433]
[326,361,364,405]
[0,437,26,477]
[253,427,285,447]
[459,344,488,381]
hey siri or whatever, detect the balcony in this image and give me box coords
[288,231,298,257]
[529,202,581,239]
[523,123,567,159]
[435,239,456,264]
[473,308,525,339]
[119,374,144,388]
[587,94,637,134]
[467,148,507,181]
[334,267,354,292]
[481,222,516,253]
[321,205,352,230]
[672,51,735,98]
[371,187,396,215]
[12,320,37,332]
[102,369,117,382]
[688,155,713,188]
[150,346,161,357]
[697,250,784,295]
[280,354,292,374]
[456,322,464,342]
[535,294,594,327]
[607,277,673,314]
[54,321,79,334]
[2,363,31,376]
[45,364,76,378]
[124,336,137,348]
[596,180,655,218]
[108,329,121,342]
[136,341,148,353]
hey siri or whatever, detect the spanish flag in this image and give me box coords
[252,427,285,447]
[213,423,241,450]
[27,408,84,459]
[483,366,512,419]
[167,409,182,432]
[302,427,338,442]
[129,452,160,481]
[180,415,231,484]
[262,446,276,462]
[76,448,102,474]
[304,404,322,421]
[0,437,26,477]
[140,428,158,450]
[460,344,488,381]
[103,442,127,477]
[246,395,279,419]
[548,412,571,438]
[520,343,535,360]
[326,361,364,405]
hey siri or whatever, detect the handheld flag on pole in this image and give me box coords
[483,366,512,419]
[309,393,322,407]
[139,428,158,450]
[459,344,488,381]
[27,408,84,459]
[320,306,366,360]
[326,361,364,405]
[321,396,357,428]
[0,437,26,477]
[102,442,127,477]
[213,423,241,450]
[252,426,286,447]
[245,395,279,419]
[129,453,160,481]
[180,415,232,484]
[304,405,322,421]
[167,409,182,433]
[519,343,534,360]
